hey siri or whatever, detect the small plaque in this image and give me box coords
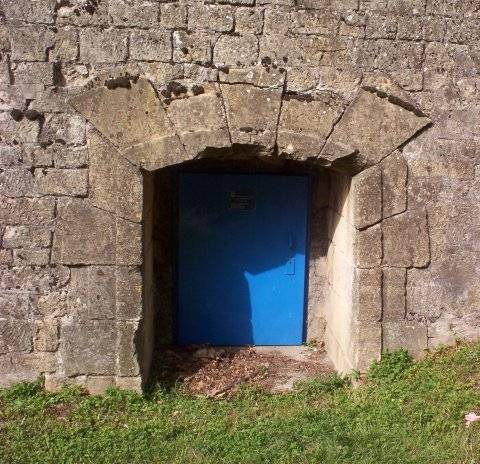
[228,189,255,211]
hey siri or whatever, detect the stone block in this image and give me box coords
[69,78,176,151]
[0,293,31,319]
[117,322,140,377]
[381,152,407,218]
[351,166,382,229]
[0,266,70,292]
[13,249,50,266]
[62,320,116,376]
[37,292,67,318]
[0,319,34,355]
[13,62,54,88]
[290,9,338,35]
[221,83,282,150]
[67,266,116,319]
[53,146,88,168]
[353,321,382,372]
[166,84,231,157]
[40,113,86,146]
[89,131,143,223]
[79,28,128,63]
[9,25,54,61]
[2,0,56,24]
[277,93,343,159]
[383,321,427,359]
[0,169,34,198]
[115,376,142,393]
[0,197,55,225]
[383,209,430,268]
[0,145,23,167]
[34,169,88,197]
[214,34,258,66]
[34,319,59,352]
[320,89,430,168]
[0,113,40,144]
[57,0,110,26]
[0,250,13,265]
[49,27,78,62]
[353,268,382,322]
[219,65,285,88]
[189,5,234,32]
[160,3,187,29]
[129,30,172,62]
[52,199,116,265]
[116,219,142,266]
[365,14,397,39]
[173,31,212,64]
[382,267,406,321]
[109,0,160,27]
[355,224,382,268]
[235,8,264,34]
[85,376,116,395]
[116,266,143,321]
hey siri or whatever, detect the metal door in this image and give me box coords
[177,173,309,345]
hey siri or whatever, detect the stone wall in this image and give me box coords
[1,0,479,391]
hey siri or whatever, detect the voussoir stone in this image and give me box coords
[351,165,382,229]
[52,199,116,265]
[320,89,430,168]
[277,93,344,159]
[69,77,177,151]
[221,83,282,151]
[165,83,231,157]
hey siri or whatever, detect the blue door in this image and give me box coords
[177,173,309,346]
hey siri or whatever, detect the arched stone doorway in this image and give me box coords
[50,69,431,392]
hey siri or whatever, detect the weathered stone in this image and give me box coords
[353,321,382,372]
[351,166,382,229]
[117,322,140,377]
[34,169,88,197]
[84,376,116,395]
[116,267,142,321]
[52,199,116,265]
[57,0,111,26]
[0,266,70,292]
[39,113,86,146]
[166,84,231,156]
[37,292,67,318]
[383,209,430,268]
[0,197,55,225]
[50,27,79,62]
[34,319,59,352]
[320,89,430,168]
[0,113,40,144]
[355,224,382,268]
[353,268,382,322]
[12,62,54,88]
[0,293,31,319]
[277,93,343,159]
[13,249,50,266]
[0,250,13,265]
[0,169,34,197]
[189,5,234,32]
[236,8,264,34]
[219,65,285,88]
[383,321,427,359]
[0,145,23,167]
[79,28,128,63]
[9,26,54,62]
[62,320,116,376]
[89,131,143,223]
[52,146,88,169]
[365,14,397,39]
[383,267,406,321]
[214,34,259,66]
[2,0,56,24]
[129,30,172,62]
[0,319,34,354]
[381,152,407,218]
[67,266,116,320]
[115,376,142,392]
[69,78,176,151]
[173,31,212,64]
[221,83,282,149]
[116,219,142,266]
[109,0,160,27]
[160,3,187,29]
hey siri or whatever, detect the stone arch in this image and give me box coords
[50,68,431,391]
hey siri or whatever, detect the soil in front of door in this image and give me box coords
[151,345,334,398]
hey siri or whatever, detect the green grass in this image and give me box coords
[1,343,480,464]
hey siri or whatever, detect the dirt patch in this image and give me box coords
[46,403,74,422]
[154,345,333,398]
